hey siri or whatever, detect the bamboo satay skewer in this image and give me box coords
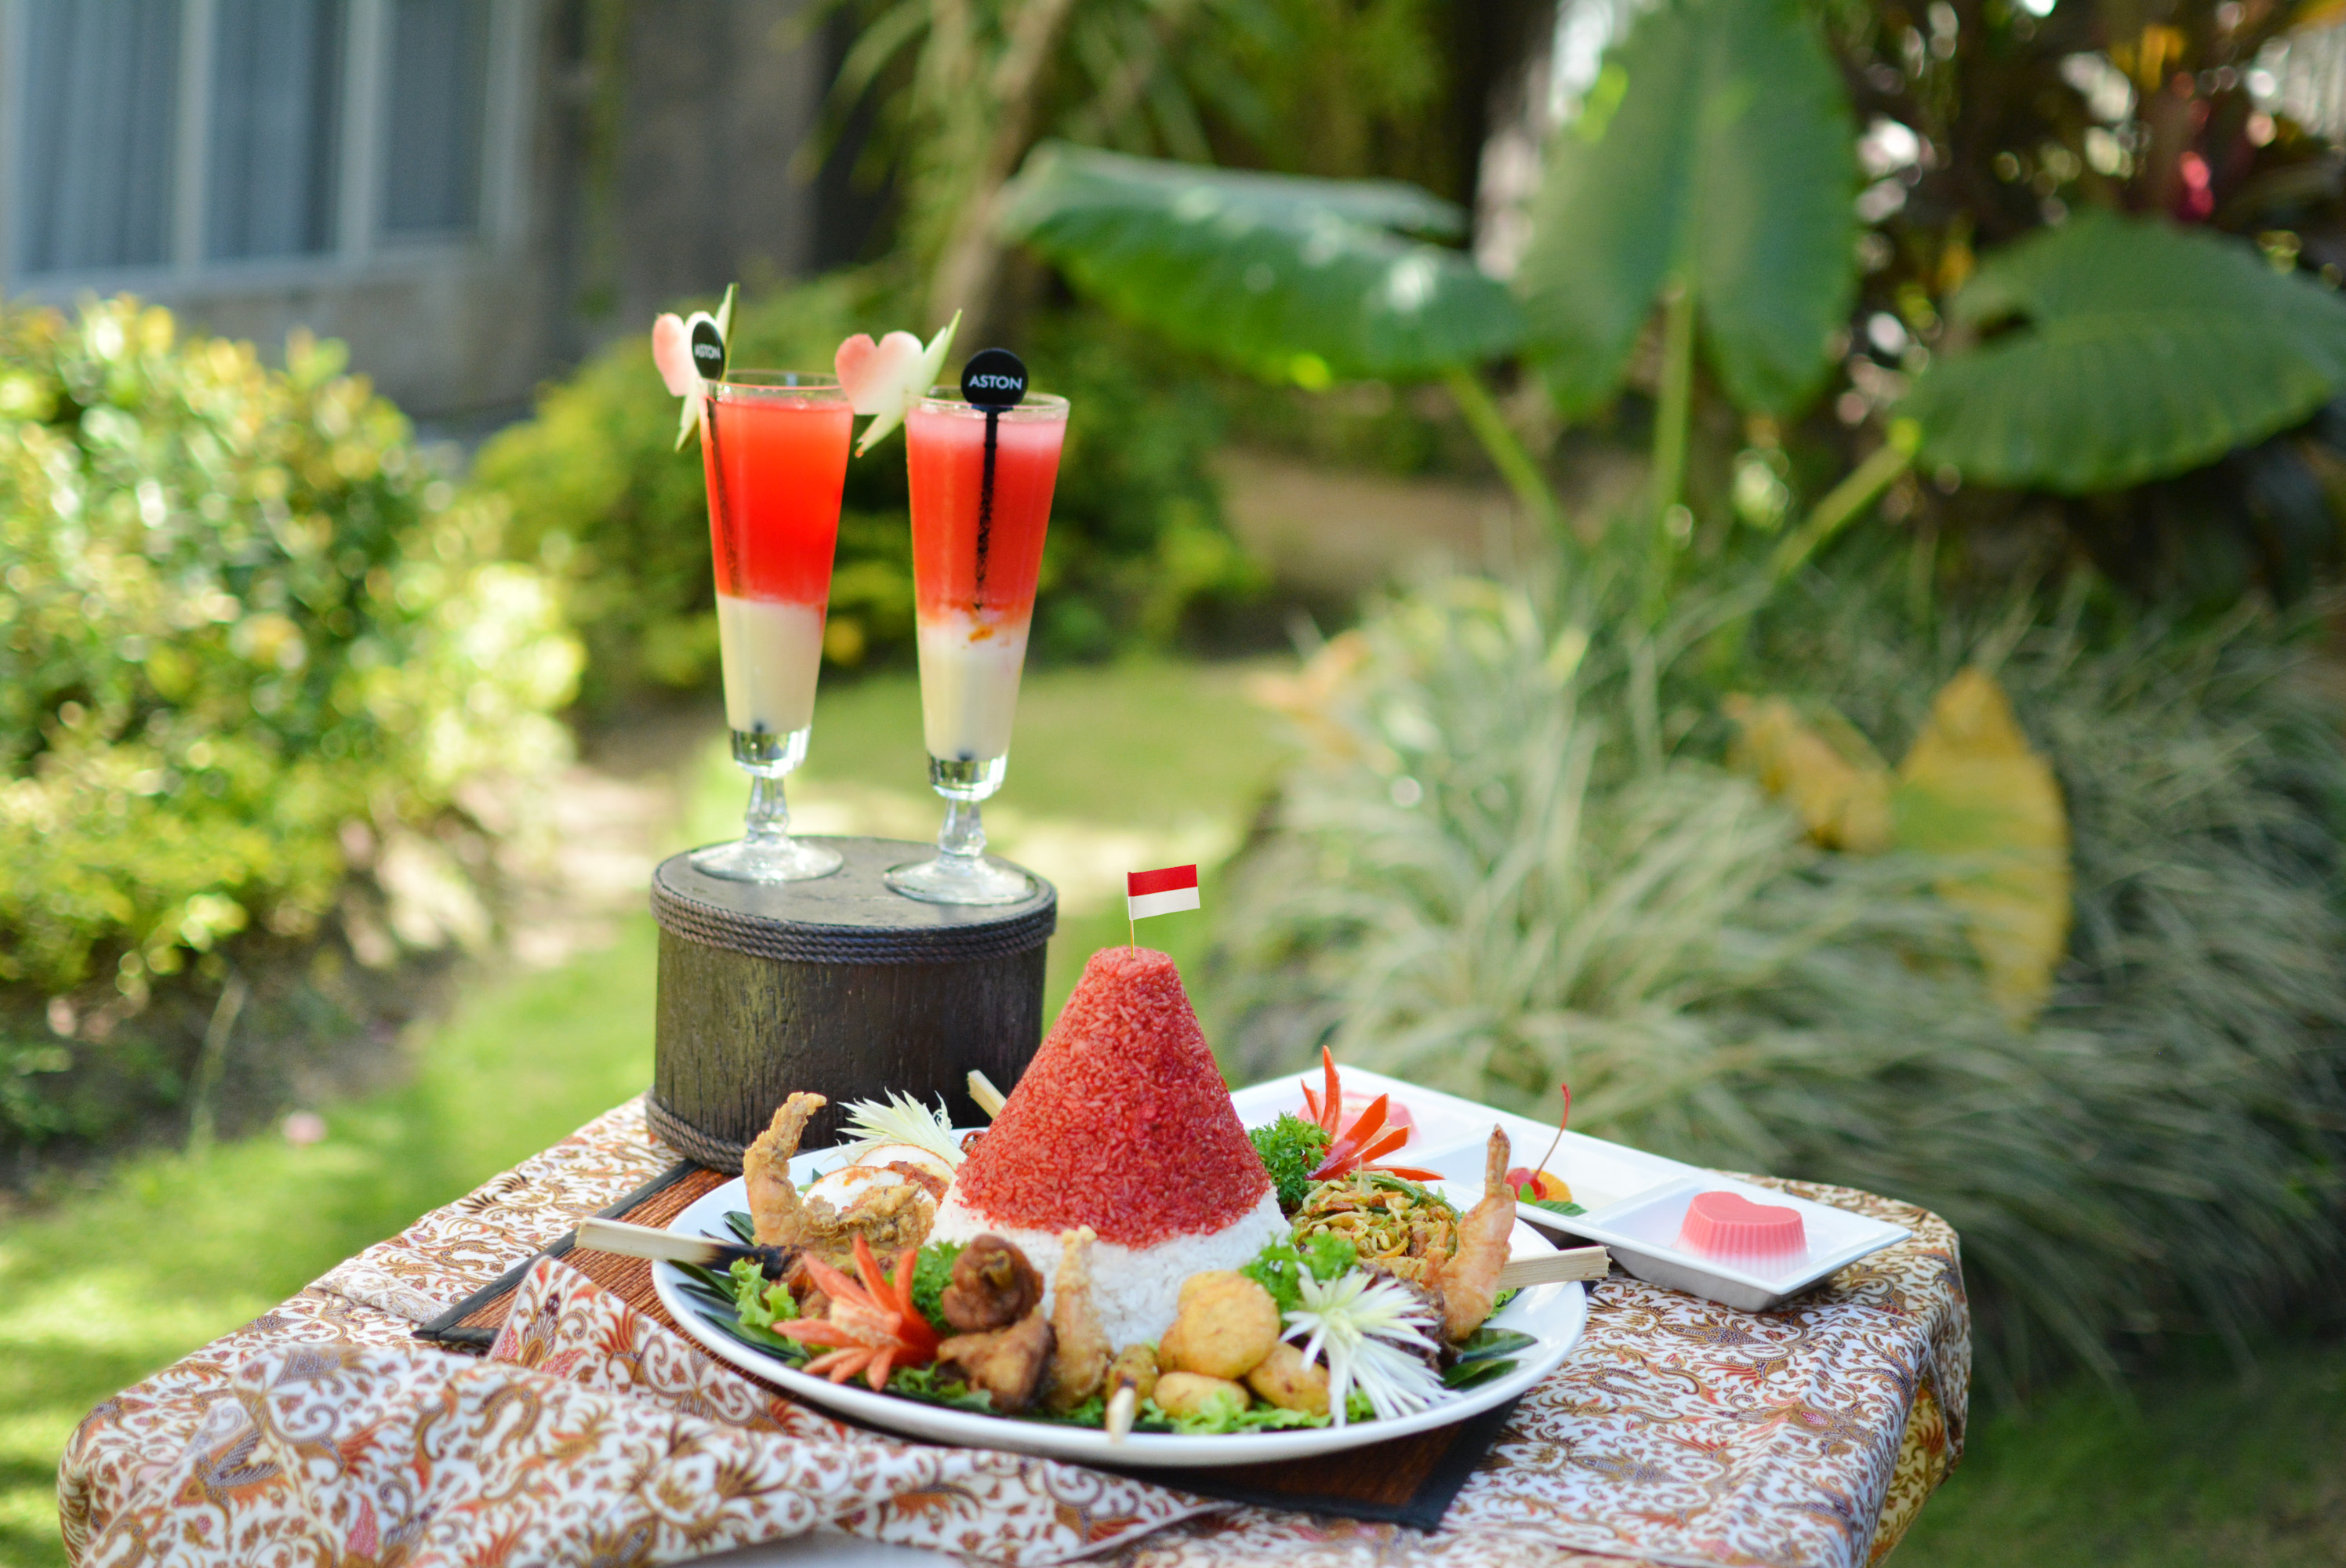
[1493,1245,1611,1289]
[968,1070,1008,1118]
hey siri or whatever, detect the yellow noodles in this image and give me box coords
[1291,1174,1459,1287]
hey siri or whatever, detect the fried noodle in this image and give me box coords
[1291,1173,1460,1287]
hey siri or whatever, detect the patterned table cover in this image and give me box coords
[58,1095,1968,1568]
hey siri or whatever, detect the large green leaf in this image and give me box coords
[997,142,1525,383]
[1516,0,1857,416]
[1905,212,2346,492]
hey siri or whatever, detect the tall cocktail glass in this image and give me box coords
[692,371,852,883]
[884,389,1069,904]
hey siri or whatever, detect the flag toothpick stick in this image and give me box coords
[1124,864,1200,951]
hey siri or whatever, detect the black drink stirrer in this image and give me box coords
[960,348,1028,612]
[691,316,746,610]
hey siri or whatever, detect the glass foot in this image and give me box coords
[692,835,843,884]
[884,852,1033,905]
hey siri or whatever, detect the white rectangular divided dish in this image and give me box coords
[1229,1065,1909,1312]
[1559,1177,1911,1311]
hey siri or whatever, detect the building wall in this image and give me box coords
[1,0,837,419]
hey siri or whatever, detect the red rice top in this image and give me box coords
[951,946,1271,1246]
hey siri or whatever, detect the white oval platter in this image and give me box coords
[651,1161,1586,1470]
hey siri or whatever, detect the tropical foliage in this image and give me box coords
[817,0,1465,334]
[996,0,2346,587]
[0,297,579,1148]
[1904,210,2346,491]
[1216,542,2346,1394]
[1519,0,1858,419]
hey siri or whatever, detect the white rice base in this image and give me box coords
[928,1185,1288,1351]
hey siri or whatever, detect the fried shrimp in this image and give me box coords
[1432,1127,1516,1342]
[746,1093,826,1247]
[1043,1226,1111,1412]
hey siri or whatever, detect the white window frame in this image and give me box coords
[0,0,534,302]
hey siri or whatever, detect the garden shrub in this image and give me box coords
[0,296,579,1152]
[471,271,1258,713]
[1214,540,2346,1396]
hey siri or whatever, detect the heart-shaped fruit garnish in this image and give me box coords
[836,310,961,455]
[835,330,923,410]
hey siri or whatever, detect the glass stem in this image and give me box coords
[938,797,986,862]
[744,771,791,846]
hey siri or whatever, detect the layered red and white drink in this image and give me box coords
[694,372,853,883]
[886,377,1068,905]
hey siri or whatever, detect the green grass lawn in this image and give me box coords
[1890,1336,2346,1566]
[0,920,661,1566]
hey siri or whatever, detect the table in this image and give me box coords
[59,1094,1968,1568]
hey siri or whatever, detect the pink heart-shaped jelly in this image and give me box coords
[1688,1191,1799,1227]
[1677,1189,1806,1261]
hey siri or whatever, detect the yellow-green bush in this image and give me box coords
[0,297,578,1145]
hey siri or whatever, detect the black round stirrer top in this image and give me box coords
[695,316,743,603]
[960,348,1027,607]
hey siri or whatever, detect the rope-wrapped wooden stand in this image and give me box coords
[648,837,1056,1170]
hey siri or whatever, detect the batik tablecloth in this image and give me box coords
[59,1094,1969,1568]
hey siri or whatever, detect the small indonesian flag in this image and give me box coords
[1127,864,1200,920]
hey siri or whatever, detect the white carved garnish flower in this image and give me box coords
[1283,1269,1446,1426]
[834,310,960,456]
[650,283,736,452]
[837,1090,964,1169]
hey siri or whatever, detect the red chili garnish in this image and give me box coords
[1296,1052,1440,1183]
[775,1235,939,1389]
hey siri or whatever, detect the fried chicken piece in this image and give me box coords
[1103,1342,1157,1404]
[937,1307,1055,1414]
[745,1092,937,1268]
[745,1093,826,1247]
[1432,1127,1516,1342]
[1042,1226,1111,1412]
[941,1234,1044,1331]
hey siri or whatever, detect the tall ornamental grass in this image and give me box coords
[1214,546,2346,1396]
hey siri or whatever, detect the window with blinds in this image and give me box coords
[14,2,181,274]
[7,0,503,281]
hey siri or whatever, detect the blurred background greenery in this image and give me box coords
[9,0,2346,1561]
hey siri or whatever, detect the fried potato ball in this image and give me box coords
[1152,1370,1250,1424]
[1157,1271,1281,1381]
[1244,1341,1330,1416]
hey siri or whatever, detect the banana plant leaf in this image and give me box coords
[1905,211,2346,492]
[997,141,1526,383]
[1516,0,1858,417]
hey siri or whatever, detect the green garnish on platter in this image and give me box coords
[1241,1232,1359,1315]
[1250,1113,1335,1210]
[1521,1192,1587,1218]
[910,1240,964,1335]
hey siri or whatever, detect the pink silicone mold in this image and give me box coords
[1675,1189,1807,1267]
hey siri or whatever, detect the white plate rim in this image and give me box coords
[650,1173,1586,1469]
